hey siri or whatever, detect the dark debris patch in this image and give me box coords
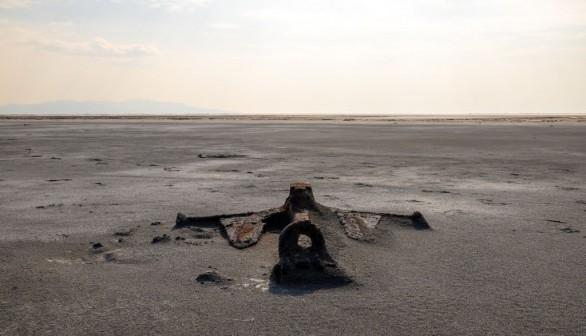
[546,219,566,224]
[479,199,508,206]
[152,234,171,244]
[35,203,63,209]
[354,182,373,187]
[422,189,451,194]
[556,185,579,191]
[196,271,233,285]
[197,153,246,159]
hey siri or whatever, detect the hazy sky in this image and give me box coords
[1,0,585,114]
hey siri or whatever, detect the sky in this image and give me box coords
[0,0,585,115]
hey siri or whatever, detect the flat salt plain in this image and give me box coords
[1,117,585,335]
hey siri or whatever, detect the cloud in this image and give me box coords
[145,0,214,11]
[208,22,240,30]
[0,0,216,11]
[0,0,38,8]
[3,25,162,57]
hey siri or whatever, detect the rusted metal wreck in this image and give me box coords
[176,182,430,285]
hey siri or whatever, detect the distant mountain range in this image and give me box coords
[0,100,235,115]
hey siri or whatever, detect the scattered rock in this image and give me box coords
[90,243,104,253]
[151,221,161,226]
[152,234,170,244]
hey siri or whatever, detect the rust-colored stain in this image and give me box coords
[236,223,255,240]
